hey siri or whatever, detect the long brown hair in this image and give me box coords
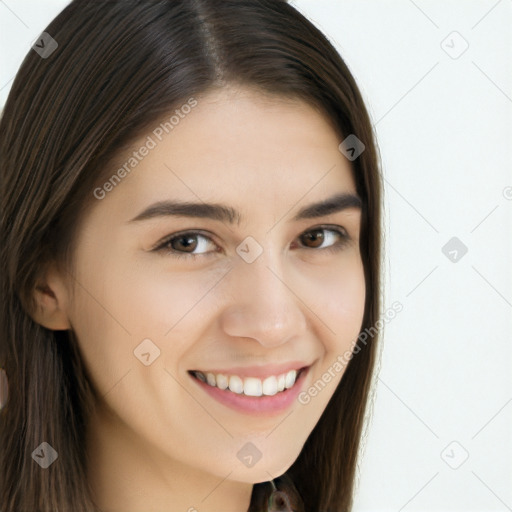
[0,1,383,510]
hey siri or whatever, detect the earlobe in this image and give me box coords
[30,268,72,331]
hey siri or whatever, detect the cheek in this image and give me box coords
[120,265,227,341]
[300,254,366,353]
[332,259,366,340]
[66,250,203,397]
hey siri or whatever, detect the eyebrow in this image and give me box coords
[127,192,362,225]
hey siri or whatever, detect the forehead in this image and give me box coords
[97,86,356,218]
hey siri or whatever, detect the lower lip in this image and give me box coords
[189,367,309,416]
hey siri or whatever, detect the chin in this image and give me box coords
[232,457,298,484]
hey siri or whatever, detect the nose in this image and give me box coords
[219,246,307,348]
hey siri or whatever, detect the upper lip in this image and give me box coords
[190,361,313,379]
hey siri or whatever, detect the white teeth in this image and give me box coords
[193,368,302,396]
[285,370,297,389]
[262,376,278,396]
[228,375,243,394]
[206,372,216,387]
[216,373,229,390]
[243,377,263,396]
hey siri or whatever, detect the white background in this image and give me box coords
[1,1,511,510]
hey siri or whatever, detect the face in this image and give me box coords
[60,85,365,483]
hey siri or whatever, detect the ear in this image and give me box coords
[30,263,72,331]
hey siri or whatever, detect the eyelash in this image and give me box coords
[153,225,351,260]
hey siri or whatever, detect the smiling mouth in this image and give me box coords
[187,367,308,397]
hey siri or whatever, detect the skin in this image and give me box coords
[31,85,366,512]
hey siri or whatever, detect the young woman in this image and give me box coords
[0,1,383,511]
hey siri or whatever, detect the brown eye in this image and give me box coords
[154,231,218,259]
[170,234,199,253]
[299,226,349,251]
[301,229,325,248]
